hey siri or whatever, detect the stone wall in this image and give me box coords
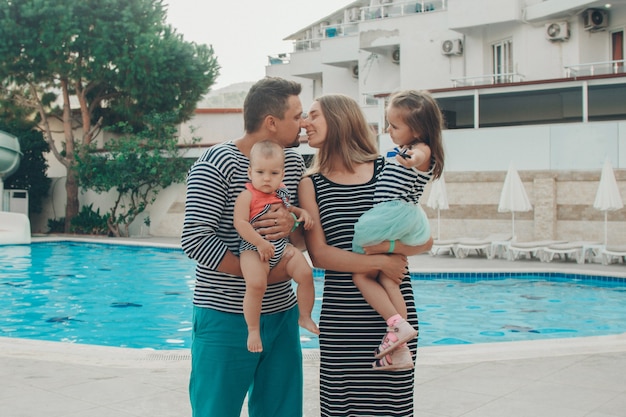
[423,170,626,245]
[32,169,626,245]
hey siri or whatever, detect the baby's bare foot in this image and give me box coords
[299,316,320,335]
[247,330,263,352]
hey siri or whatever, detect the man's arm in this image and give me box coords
[182,149,244,276]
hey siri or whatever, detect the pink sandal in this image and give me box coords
[374,319,418,359]
[372,344,414,371]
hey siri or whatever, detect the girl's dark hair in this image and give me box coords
[388,90,445,179]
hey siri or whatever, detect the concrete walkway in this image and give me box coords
[1,236,625,416]
[2,335,626,417]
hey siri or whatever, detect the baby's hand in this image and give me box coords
[299,210,314,230]
[257,240,275,262]
[395,148,421,169]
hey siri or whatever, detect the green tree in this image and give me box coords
[75,112,193,237]
[0,0,219,232]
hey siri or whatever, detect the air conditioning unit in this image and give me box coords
[391,48,400,64]
[545,22,569,41]
[583,8,608,32]
[441,39,463,56]
[351,65,359,78]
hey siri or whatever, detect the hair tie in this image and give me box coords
[289,212,301,233]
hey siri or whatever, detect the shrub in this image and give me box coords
[69,204,110,235]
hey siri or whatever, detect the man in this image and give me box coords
[181,77,306,417]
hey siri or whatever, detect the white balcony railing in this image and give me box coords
[293,22,359,52]
[451,72,526,87]
[291,0,447,53]
[565,60,626,77]
[362,0,446,21]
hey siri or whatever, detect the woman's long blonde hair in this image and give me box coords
[307,94,379,175]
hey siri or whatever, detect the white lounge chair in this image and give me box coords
[452,234,512,259]
[600,245,626,265]
[430,239,458,256]
[506,240,567,261]
[540,241,603,264]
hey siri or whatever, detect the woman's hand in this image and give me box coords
[252,203,296,240]
[376,253,408,285]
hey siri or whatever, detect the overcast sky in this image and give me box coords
[165,0,354,90]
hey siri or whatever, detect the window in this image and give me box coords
[479,88,582,127]
[611,30,624,73]
[492,39,513,83]
[436,96,474,129]
[589,84,626,121]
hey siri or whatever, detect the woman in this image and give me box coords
[299,94,433,416]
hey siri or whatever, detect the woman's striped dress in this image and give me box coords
[310,157,418,417]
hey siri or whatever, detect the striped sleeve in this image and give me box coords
[181,146,236,270]
[181,157,227,269]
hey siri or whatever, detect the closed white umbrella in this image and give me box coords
[593,158,623,245]
[426,174,449,240]
[498,162,532,240]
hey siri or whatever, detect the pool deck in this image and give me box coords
[2,236,626,417]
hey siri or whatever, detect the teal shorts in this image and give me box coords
[189,305,303,417]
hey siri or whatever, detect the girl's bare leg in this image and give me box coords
[379,273,407,318]
[352,271,398,320]
[354,270,416,361]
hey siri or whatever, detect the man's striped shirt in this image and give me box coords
[181,141,305,314]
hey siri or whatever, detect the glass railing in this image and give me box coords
[451,72,526,87]
[292,22,359,52]
[565,60,626,77]
[291,0,447,52]
[361,0,446,20]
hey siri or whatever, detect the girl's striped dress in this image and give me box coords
[310,157,418,417]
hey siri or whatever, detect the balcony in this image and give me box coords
[361,0,446,20]
[289,0,447,54]
[449,60,626,89]
[451,72,526,88]
[293,22,359,53]
[267,53,289,66]
[565,59,626,78]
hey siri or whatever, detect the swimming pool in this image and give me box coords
[2,241,626,350]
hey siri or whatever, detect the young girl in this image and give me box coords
[234,140,319,352]
[352,90,445,369]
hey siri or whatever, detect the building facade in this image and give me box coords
[265,0,626,243]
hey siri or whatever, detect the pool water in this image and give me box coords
[1,242,195,349]
[412,273,626,346]
[2,242,626,350]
